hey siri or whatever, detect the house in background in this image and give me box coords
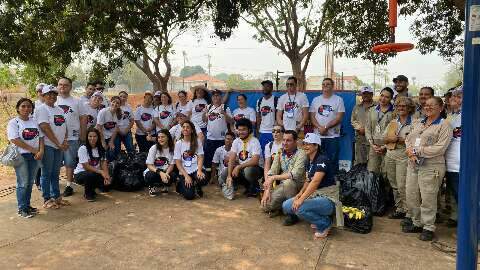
[169,73,227,92]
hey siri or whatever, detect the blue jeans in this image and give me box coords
[105,138,119,162]
[282,196,335,233]
[259,132,273,156]
[204,139,224,169]
[115,132,134,154]
[321,137,339,174]
[63,140,80,168]
[41,146,63,201]
[14,153,40,211]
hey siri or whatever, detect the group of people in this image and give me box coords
[7,73,462,241]
[351,75,462,241]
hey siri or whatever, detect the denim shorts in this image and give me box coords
[63,140,80,168]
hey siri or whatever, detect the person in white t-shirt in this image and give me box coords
[96,96,121,161]
[7,98,45,218]
[79,82,96,106]
[309,78,345,173]
[56,77,88,197]
[276,76,309,132]
[144,129,176,197]
[202,89,233,172]
[35,85,70,209]
[175,90,192,118]
[73,127,111,202]
[232,94,256,133]
[226,118,263,199]
[154,92,176,131]
[263,125,284,182]
[94,80,110,109]
[169,112,204,142]
[256,80,278,153]
[212,131,235,198]
[34,83,46,109]
[115,91,134,154]
[153,91,162,110]
[84,91,103,130]
[190,86,211,134]
[134,92,157,153]
[174,121,207,200]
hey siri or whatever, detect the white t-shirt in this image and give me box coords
[309,94,345,138]
[190,98,208,129]
[206,104,232,140]
[97,108,119,140]
[35,104,67,149]
[264,141,282,160]
[169,123,202,141]
[144,144,174,176]
[155,104,176,130]
[213,145,230,173]
[233,107,256,124]
[34,100,43,109]
[231,136,262,165]
[7,117,43,154]
[277,92,309,131]
[134,106,156,135]
[118,105,133,131]
[56,96,86,140]
[446,112,462,172]
[257,96,276,133]
[80,95,90,106]
[175,101,193,116]
[84,104,99,129]
[74,145,104,174]
[173,139,204,174]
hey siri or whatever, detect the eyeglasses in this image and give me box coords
[286,83,295,87]
[96,87,105,90]
[272,129,283,133]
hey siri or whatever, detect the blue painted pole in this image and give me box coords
[457,1,480,269]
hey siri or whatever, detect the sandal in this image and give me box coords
[314,227,331,240]
[43,199,59,209]
[55,198,71,206]
[310,224,317,230]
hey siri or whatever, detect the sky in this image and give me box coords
[169,16,455,89]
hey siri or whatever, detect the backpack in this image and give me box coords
[257,96,279,121]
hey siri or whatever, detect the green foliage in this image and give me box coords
[226,74,261,90]
[0,65,17,89]
[16,61,67,97]
[215,73,229,81]
[180,66,206,78]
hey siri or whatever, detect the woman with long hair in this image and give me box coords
[174,120,207,200]
[134,92,157,153]
[154,92,175,131]
[190,86,210,136]
[73,127,111,202]
[144,129,176,197]
[96,96,121,161]
[8,98,44,218]
[115,91,134,154]
[175,90,192,117]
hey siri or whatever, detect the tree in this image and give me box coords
[0,65,16,90]
[226,74,261,89]
[215,73,230,81]
[180,66,207,78]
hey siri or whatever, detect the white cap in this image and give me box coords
[453,85,463,95]
[154,91,162,97]
[92,91,104,99]
[36,83,46,92]
[41,85,58,95]
[303,133,321,146]
[360,86,373,93]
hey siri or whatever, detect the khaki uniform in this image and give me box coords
[412,105,426,120]
[263,148,307,212]
[351,102,375,165]
[383,117,413,214]
[365,105,394,173]
[405,117,452,232]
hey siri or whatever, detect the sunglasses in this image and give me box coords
[96,87,105,90]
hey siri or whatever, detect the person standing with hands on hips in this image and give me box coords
[276,76,309,133]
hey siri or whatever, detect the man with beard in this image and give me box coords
[414,87,434,119]
[393,75,410,99]
[256,80,279,153]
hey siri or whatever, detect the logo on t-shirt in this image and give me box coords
[22,128,39,140]
[159,111,171,119]
[104,122,116,130]
[260,106,272,116]
[238,151,249,161]
[87,115,95,124]
[141,113,152,121]
[453,127,462,138]
[208,112,220,121]
[182,151,196,160]
[318,105,333,116]
[99,104,106,110]
[234,114,245,122]
[223,156,229,167]
[58,104,73,114]
[88,157,100,167]
[195,104,206,112]
[285,102,296,112]
[122,111,130,120]
[53,115,65,126]
[154,157,169,168]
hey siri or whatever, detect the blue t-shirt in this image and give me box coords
[305,152,335,189]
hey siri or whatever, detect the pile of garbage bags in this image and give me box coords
[109,152,147,192]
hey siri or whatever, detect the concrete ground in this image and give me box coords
[0,180,457,270]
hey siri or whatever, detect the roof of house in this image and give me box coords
[183,73,225,84]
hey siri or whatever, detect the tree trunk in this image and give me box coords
[152,78,163,92]
[290,58,307,91]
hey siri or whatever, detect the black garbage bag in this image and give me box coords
[115,170,144,192]
[356,172,387,216]
[343,206,373,234]
[111,151,146,192]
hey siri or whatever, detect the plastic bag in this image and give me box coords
[343,206,373,234]
[116,170,144,192]
[356,172,387,216]
[111,151,146,192]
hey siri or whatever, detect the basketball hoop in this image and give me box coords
[371,0,414,54]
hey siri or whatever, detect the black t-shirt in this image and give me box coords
[305,152,335,189]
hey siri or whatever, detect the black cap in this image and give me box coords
[393,75,409,83]
[211,89,223,96]
[261,80,273,87]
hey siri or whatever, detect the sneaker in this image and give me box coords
[18,210,33,219]
[63,186,74,197]
[419,229,434,241]
[400,217,412,227]
[446,219,457,228]
[402,224,423,233]
[148,187,157,197]
[28,206,39,214]
[388,211,406,219]
[84,194,95,202]
[283,214,299,226]
[160,186,169,193]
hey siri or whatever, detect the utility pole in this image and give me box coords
[373,64,377,95]
[207,54,212,76]
[276,70,284,91]
[182,51,187,90]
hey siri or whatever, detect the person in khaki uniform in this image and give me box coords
[351,86,375,165]
[383,96,415,219]
[365,87,395,173]
[403,97,452,241]
[413,87,434,119]
[261,130,307,217]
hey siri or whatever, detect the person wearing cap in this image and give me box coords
[383,96,415,219]
[276,76,309,133]
[413,87,434,119]
[116,91,134,154]
[93,80,110,109]
[190,85,211,136]
[282,133,343,239]
[153,91,162,111]
[393,75,410,99]
[403,97,452,241]
[79,82,96,106]
[202,89,233,174]
[83,91,103,130]
[310,78,345,173]
[261,130,306,216]
[169,111,204,142]
[365,87,395,173]
[226,118,263,198]
[34,85,70,209]
[34,83,46,109]
[351,86,375,165]
[134,92,157,153]
[56,77,88,198]
[444,86,463,227]
[256,80,278,152]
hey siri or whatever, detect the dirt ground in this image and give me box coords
[0,170,457,270]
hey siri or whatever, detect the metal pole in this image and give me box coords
[457,1,480,269]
